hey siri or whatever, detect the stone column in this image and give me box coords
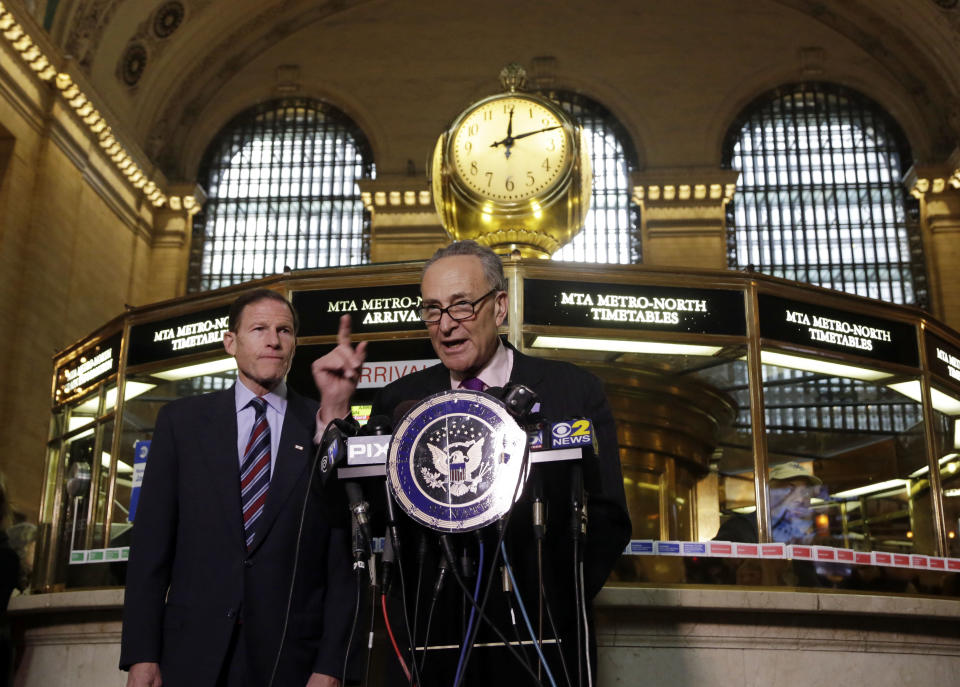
[906,151,960,328]
[146,182,205,301]
[359,175,448,263]
[632,168,740,269]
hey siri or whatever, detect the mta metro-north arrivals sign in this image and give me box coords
[293,284,425,337]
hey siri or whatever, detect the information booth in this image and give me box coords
[14,259,960,685]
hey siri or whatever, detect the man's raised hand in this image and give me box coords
[312,314,367,426]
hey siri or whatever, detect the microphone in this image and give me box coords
[500,383,539,421]
[361,414,392,436]
[352,518,368,566]
[391,400,419,429]
[532,477,547,541]
[381,531,396,595]
[383,479,403,563]
[346,482,372,552]
[570,464,587,546]
[433,539,452,603]
[318,418,358,486]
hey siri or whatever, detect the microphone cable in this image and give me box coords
[450,432,538,687]
[340,542,366,687]
[268,420,330,687]
[439,534,542,687]
[415,558,443,678]
[538,563,573,687]
[410,533,429,674]
[570,464,586,687]
[363,579,377,687]
[500,541,559,687]
[531,482,572,687]
[451,537,484,687]
[381,592,413,684]
[383,482,423,687]
[578,560,592,687]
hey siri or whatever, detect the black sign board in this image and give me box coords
[293,285,425,337]
[523,279,746,335]
[926,331,960,396]
[758,294,918,367]
[55,332,122,405]
[128,305,231,367]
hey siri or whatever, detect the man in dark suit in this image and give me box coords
[121,289,366,687]
[372,241,631,685]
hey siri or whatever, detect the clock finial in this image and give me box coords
[499,63,527,93]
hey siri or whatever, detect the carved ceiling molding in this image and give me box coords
[115,0,210,92]
[63,0,123,72]
[148,0,375,177]
[771,0,959,156]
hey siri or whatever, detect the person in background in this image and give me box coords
[714,461,822,544]
[713,461,822,587]
[7,523,37,595]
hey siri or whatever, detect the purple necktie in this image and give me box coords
[240,397,271,549]
[459,377,485,391]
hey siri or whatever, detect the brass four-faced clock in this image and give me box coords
[432,64,591,257]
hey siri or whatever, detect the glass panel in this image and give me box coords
[756,358,932,587]
[66,390,99,433]
[931,394,960,560]
[53,427,96,586]
[724,83,928,308]
[538,91,641,264]
[532,343,753,585]
[188,99,376,292]
[89,420,115,550]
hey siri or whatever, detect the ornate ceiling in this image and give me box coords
[28,0,960,180]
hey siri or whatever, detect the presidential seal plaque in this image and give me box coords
[387,390,529,532]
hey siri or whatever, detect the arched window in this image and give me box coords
[539,91,641,263]
[723,83,927,307]
[188,99,375,292]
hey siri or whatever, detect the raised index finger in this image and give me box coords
[337,313,354,348]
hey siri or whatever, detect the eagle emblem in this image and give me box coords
[422,437,488,497]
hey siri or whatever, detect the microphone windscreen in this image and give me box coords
[360,414,392,435]
[391,400,419,427]
[345,481,365,507]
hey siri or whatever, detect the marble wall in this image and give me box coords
[10,587,960,686]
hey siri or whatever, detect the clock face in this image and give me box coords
[450,96,570,203]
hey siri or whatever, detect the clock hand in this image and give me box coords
[490,107,516,159]
[509,125,562,142]
[489,108,518,158]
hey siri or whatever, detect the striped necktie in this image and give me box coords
[241,396,271,549]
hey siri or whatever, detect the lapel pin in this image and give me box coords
[294,444,304,451]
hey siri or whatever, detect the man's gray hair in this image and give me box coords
[423,240,508,292]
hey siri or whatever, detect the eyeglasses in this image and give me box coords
[419,288,498,324]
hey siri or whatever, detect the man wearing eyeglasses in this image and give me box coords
[367,240,631,686]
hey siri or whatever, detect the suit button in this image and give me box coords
[226,609,236,619]
[244,559,253,568]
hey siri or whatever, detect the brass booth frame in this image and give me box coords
[37,259,960,593]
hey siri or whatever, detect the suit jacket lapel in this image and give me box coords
[198,388,245,554]
[422,363,452,394]
[247,390,315,554]
[507,345,546,390]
